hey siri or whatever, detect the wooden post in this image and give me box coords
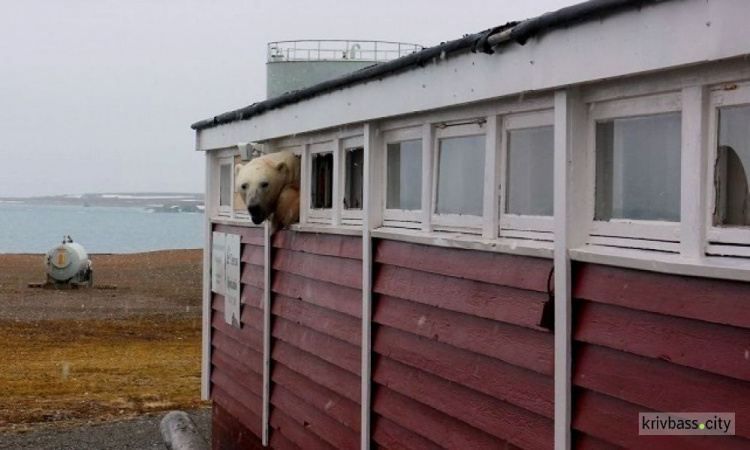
[262,221,272,446]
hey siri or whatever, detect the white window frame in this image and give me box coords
[217,153,234,218]
[431,121,486,232]
[499,110,555,241]
[587,92,683,252]
[705,81,750,257]
[382,127,423,228]
[307,140,335,224]
[340,135,365,226]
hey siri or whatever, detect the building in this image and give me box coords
[192,0,750,448]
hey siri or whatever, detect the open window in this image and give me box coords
[218,158,233,217]
[707,82,750,257]
[432,121,486,231]
[340,135,365,225]
[588,93,682,252]
[383,127,422,228]
[309,142,334,223]
[499,111,554,241]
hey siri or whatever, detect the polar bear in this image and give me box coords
[235,151,300,231]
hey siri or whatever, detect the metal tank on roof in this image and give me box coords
[266,40,423,99]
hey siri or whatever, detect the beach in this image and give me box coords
[0,249,207,438]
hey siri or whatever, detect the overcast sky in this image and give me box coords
[0,0,579,198]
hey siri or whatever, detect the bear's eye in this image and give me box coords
[260,182,269,189]
[241,183,248,191]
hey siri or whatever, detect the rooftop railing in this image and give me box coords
[267,40,424,63]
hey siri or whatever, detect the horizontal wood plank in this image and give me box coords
[374,264,548,330]
[241,284,264,310]
[274,230,363,260]
[272,363,360,433]
[573,388,749,450]
[373,355,553,450]
[373,386,513,450]
[571,431,622,450]
[270,407,334,450]
[374,294,554,375]
[211,385,263,439]
[271,384,360,450]
[375,239,552,291]
[573,263,750,329]
[272,340,360,404]
[214,224,265,245]
[372,415,444,450]
[273,248,362,290]
[575,300,750,382]
[212,403,264,450]
[272,317,361,375]
[212,348,263,395]
[212,370,263,420]
[241,263,265,290]
[212,295,263,333]
[241,243,265,266]
[273,294,361,346]
[574,344,750,439]
[211,331,263,373]
[272,271,362,319]
[212,314,263,353]
[373,325,554,418]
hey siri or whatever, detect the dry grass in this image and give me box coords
[0,316,205,432]
[0,250,207,433]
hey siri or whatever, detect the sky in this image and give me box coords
[0,0,579,198]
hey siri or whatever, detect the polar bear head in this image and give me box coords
[234,151,298,225]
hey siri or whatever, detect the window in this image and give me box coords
[344,147,364,210]
[219,162,232,215]
[435,134,484,216]
[311,152,333,209]
[506,126,554,215]
[714,105,750,226]
[386,140,422,211]
[595,113,682,222]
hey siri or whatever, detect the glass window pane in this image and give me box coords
[311,153,333,209]
[715,105,750,226]
[344,147,364,210]
[595,114,681,222]
[220,163,231,207]
[436,135,485,216]
[387,140,422,210]
[506,126,554,216]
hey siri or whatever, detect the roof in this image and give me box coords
[191,0,669,131]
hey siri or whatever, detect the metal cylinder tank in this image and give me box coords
[266,40,423,99]
[45,240,92,285]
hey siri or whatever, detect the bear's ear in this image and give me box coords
[234,163,244,179]
[275,161,287,173]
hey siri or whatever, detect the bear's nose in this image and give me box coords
[247,204,262,218]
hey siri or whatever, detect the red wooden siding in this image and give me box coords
[572,263,750,450]
[269,230,363,449]
[210,224,266,449]
[371,239,555,450]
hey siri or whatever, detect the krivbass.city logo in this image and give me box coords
[639,413,735,436]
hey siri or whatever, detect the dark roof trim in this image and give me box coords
[192,0,669,131]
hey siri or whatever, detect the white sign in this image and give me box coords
[224,233,242,328]
[211,232,226,295]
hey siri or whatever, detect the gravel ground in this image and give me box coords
[0,408,211,450]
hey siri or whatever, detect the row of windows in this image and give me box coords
[218,82,750,256]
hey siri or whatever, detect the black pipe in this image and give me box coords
[192,0,672,131]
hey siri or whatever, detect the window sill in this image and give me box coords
[289,223,363,236]
[371,227,553,259]
[211,216,258,227]
[570,245,750,282]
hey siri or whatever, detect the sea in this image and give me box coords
[0,203,203,254]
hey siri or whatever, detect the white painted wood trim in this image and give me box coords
[588,91,681,120]
[360,122,380,450]
[589,220,680,241]
[500,215,554,233]
[333,137,342,226]
[680,85,709,257]
[299,144,310,225]
[588,236,681,253]
[201,151,216,400]
[421,124,434,233]
[288,223,363,236]
[553,88,575,450]
[261,221,272,446]
[708,227,750,245]
[482,115,500,238]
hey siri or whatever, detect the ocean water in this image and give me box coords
[0,204,203,254]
